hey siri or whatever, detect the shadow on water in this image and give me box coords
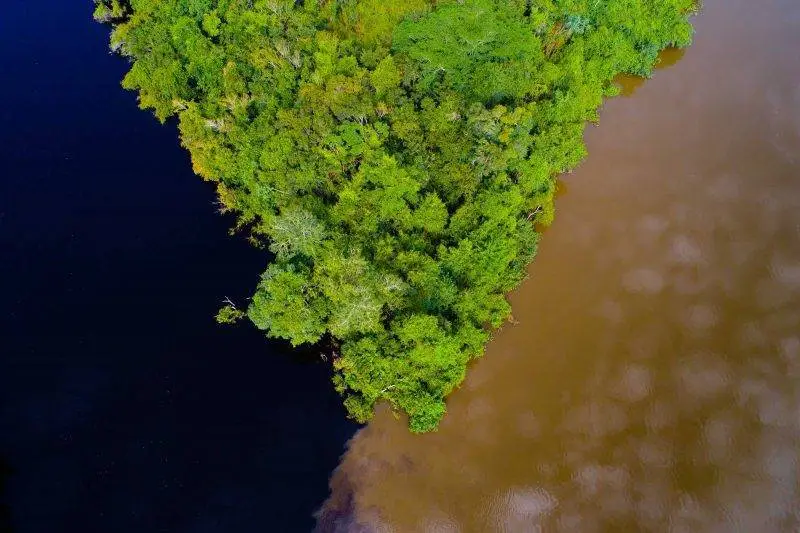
[536,46,682,237]
[615,47,687,97]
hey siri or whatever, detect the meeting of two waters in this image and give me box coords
[1,0,799,531]
[317,0,800,530]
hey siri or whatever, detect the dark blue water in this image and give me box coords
[0,2,356,532]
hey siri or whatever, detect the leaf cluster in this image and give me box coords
[96,0,694,431]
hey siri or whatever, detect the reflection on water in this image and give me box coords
[617,47,686,97]
[317,0,800,531]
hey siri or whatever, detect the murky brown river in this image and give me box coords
[316,0,800,531]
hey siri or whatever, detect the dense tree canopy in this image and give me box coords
[96,0,694,431]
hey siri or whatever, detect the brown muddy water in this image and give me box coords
[316,0,800,531]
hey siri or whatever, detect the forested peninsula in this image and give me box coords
[95,0,694,431]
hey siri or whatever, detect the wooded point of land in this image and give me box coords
[96,0,695,431]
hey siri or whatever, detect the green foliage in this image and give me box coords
[97,0,695,432]
[216,304,244,325]
[93,0,127,23]
[393,0,547,104]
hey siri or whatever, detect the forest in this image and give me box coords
[95,0,695,431]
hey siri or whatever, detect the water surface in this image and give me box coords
[318,1,800,531]
[0,2,354,531]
